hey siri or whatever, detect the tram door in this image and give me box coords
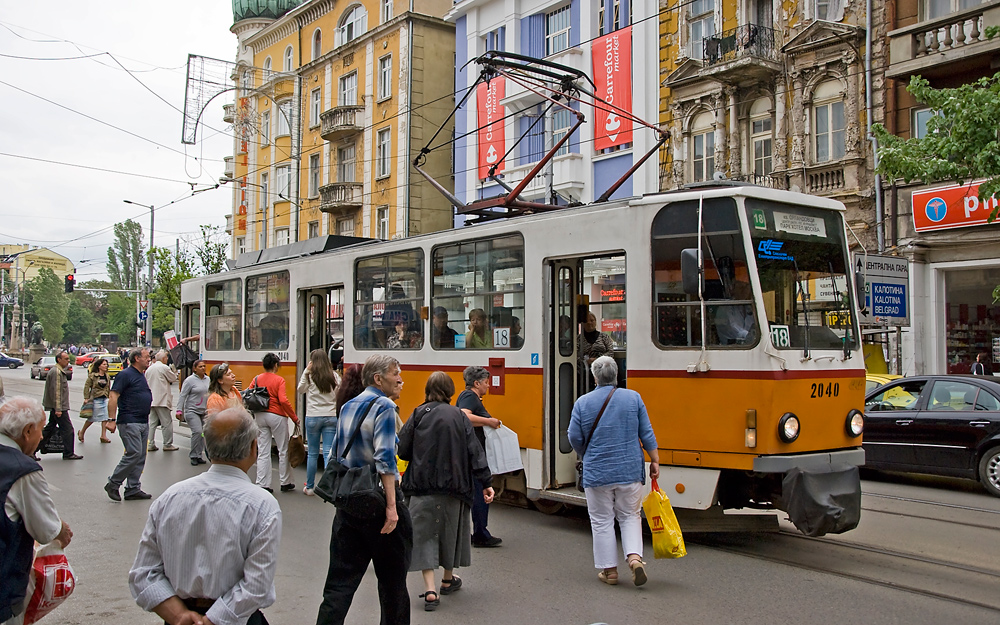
[300,287,346,371]
[548,254,628,489]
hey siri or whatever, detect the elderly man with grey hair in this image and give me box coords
[0,397,73,625]
[568,356,659,588]
[130,407,281,625]
[145,349,179,452]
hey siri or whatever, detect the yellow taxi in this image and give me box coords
[86,353,124,377]
[866,373,902,394]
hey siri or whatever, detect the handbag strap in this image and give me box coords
[581,387,616,457]
[340,398,379,459]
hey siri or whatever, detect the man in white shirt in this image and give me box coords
[145,350,178,452]
[129,407,281,625]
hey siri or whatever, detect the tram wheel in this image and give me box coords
[531,499,566,515]
[978,446,1000,498]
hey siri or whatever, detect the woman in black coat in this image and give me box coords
[398,371,494,611]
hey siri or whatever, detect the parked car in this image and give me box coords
[0,353,24,369]
[30,357,73,381]
[865,373,902,394]
[75,352,98,367]
[863,375,1000,497]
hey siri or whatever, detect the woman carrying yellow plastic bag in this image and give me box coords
[643,479,687,559]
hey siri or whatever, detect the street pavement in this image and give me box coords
[2,365,996,624]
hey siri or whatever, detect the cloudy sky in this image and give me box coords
[0,2,239,282]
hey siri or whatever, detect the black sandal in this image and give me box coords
[439,575,462,595]
[420,591,440,611]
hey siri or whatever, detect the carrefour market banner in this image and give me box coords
[911,179,1000,232]
[592,25,633,151]
[477,78,506,180]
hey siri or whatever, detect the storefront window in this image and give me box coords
[354,250,424,350]
[205,280,241,351]
[245,271,290,351]
[945,267,1000,373]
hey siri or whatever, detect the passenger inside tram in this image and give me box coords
[430,307,457,349]
[466,308,493,349]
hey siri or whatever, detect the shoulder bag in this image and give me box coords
[315,399,387,519]
[242,375,271,413]
[576,388,616,492]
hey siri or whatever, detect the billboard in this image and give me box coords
[476,78,506,180]
[911,179,1000,232]
[592,26,633,150]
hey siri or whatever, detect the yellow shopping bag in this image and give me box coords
[642,479,687,559]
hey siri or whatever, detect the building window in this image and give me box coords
[236,236,246,255]
[338,6,367,46]
[381,0,393,23]
[275,228,290,247]
[241,69,251,94]
[813,81,846,163]
[339,72,358,106]
[276,165,291,199]
[376,128,391,178]
[338,217,355,236]
[312,29,322,60]
[691,112,715,182]
[338,145,357,182]
[376,205,390,239]
[263,57,271,80]
[545,6,571,55]
[485,26,506,52]
[912,107,934,139]
[310,89,321,127]
[689,0,715,60]
[598,0,630,36]
[309,154,321,197]
[260,172,269,209]
[276,101,291,136]
[308,221,319,238]
[749,98,773,177]
[926,0,983,20]
[378,55,392,101]
[261,110,270,146]
[553,109,573,156]
[283,46,293,72]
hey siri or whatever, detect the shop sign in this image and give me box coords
[854,254,909,327]
[911,179,1000,232]
[591,25,633,150]
[476,78,506,180]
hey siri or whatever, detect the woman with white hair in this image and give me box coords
[0,396,73,624]
[568,356,659,587]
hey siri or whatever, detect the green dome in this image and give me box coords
[233,0,304,23]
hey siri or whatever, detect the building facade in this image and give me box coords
[226,0,456,254]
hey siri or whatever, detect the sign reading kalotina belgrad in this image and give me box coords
[855,254,910,327]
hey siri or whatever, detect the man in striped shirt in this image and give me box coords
[129,407,281,625]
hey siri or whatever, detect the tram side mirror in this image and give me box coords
[855,270,868,314]
[681,249,702,296]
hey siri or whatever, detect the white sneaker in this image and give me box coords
[303,486,315,496]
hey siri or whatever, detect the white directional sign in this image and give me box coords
[855,254,909,327]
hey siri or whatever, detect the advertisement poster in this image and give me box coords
[477,78,506,179]
[592,26,633,150]
[911,179,999,232]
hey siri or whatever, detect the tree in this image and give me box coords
[107,219,146,290]
[150,246,196,341]
[24,268,69,344]
[194,224,229,275]
[62,298,98,345]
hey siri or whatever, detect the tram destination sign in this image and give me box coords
[855,254,910,327]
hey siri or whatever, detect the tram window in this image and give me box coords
[431,234,525,350]
[185,305,200,354]
[651,199,757,348]
[354,250,424,350]
[245,271,290,351]
[205,279,241,351]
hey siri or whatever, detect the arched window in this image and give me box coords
[690,111,715,182]
[312,29,322,60]
[263,57,272,79]
[813,80,845,163]
[283,45,294,72]
[748,98,772,176]
[338,5,367,47]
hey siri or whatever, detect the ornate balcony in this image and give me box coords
[320,105,365,142]
[730,172,789,190]
[319,182,363,215]
[225,214,234,235]
[223,103,235,124]
[701,25,782,83]
[223,156,234,179]
[887,4,1000,79]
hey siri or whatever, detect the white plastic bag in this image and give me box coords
[483,425,523,475]
[24,542,76,624]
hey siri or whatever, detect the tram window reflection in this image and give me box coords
[245,271,290,351]
[354,249,424,350]
[205,279,241,351]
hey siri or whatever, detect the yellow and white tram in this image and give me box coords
[180,182,867,536]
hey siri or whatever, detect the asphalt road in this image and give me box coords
[3,364,999,625]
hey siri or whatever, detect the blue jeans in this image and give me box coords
[306,415,338,489]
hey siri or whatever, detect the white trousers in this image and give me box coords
[584,482,644,569]
[255,411,291,489]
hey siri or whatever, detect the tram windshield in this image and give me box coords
[745,199,858,351]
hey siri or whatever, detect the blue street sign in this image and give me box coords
[139,311,148,321]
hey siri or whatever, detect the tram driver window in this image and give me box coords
[651,199,757,348]
[245,271,290,351]
[431,234,525,350]
[354,250,424,350]
[205,279,241,351]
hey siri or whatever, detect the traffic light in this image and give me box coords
[140,329,147,343]
[64,274,75,293]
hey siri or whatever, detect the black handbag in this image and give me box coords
[40,431,65,455]
[242,376,271,413]
[576,388,616,492]
[315,399,387,519]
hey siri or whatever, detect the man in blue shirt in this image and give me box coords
[105,348,154,502]
[317,354,412,625]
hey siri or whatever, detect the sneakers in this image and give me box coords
[104,482,121,502]
[472,536,502,548]
[303,486,315,496]
[163,445,180,452]
[124,490,153,501]
[147,444,158,452]
[280,483,296,492]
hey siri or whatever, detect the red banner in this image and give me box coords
[477,78,506,179]
[592,26,633,151]
[911,180,1000,232]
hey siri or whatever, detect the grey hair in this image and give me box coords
[463,365,489,388]
[156,350,169,361]
[362,354,400,387]
[590,356,618,386]
[204,408,259,462]
[0,396,46,439]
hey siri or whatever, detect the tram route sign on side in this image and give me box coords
[855,254,910,327]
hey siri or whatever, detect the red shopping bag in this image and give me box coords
[24,542,76,624]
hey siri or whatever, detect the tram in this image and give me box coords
[180,182,867,536]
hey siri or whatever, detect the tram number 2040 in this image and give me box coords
[810,382,840,398]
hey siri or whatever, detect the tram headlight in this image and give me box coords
[846,409,864,437]
[778,412,800,443]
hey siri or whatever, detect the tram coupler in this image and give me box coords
[780,463,861,537]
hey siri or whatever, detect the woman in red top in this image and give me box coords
[252,352,298,492]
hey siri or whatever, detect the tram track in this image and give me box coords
[860,491,1000,532]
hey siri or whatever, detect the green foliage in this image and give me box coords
[194,224,229,275]
[107,219,146,290]
[872,72,1000,222]
[24,268,69,344]
[150,246,196,342]
[62,298,98,344]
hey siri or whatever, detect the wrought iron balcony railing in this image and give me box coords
[703,24,778,67]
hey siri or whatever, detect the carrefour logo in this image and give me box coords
[757,239,794,261]
[925,197,947,222]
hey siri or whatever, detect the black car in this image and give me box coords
[863,375,1000,497]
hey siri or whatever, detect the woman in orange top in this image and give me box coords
[252,352,299,493]
[206,363,242,414]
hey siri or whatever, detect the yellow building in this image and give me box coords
[227,0,456,254]
[0,245,74,282]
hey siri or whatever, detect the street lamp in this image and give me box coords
[123,200,154,346]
